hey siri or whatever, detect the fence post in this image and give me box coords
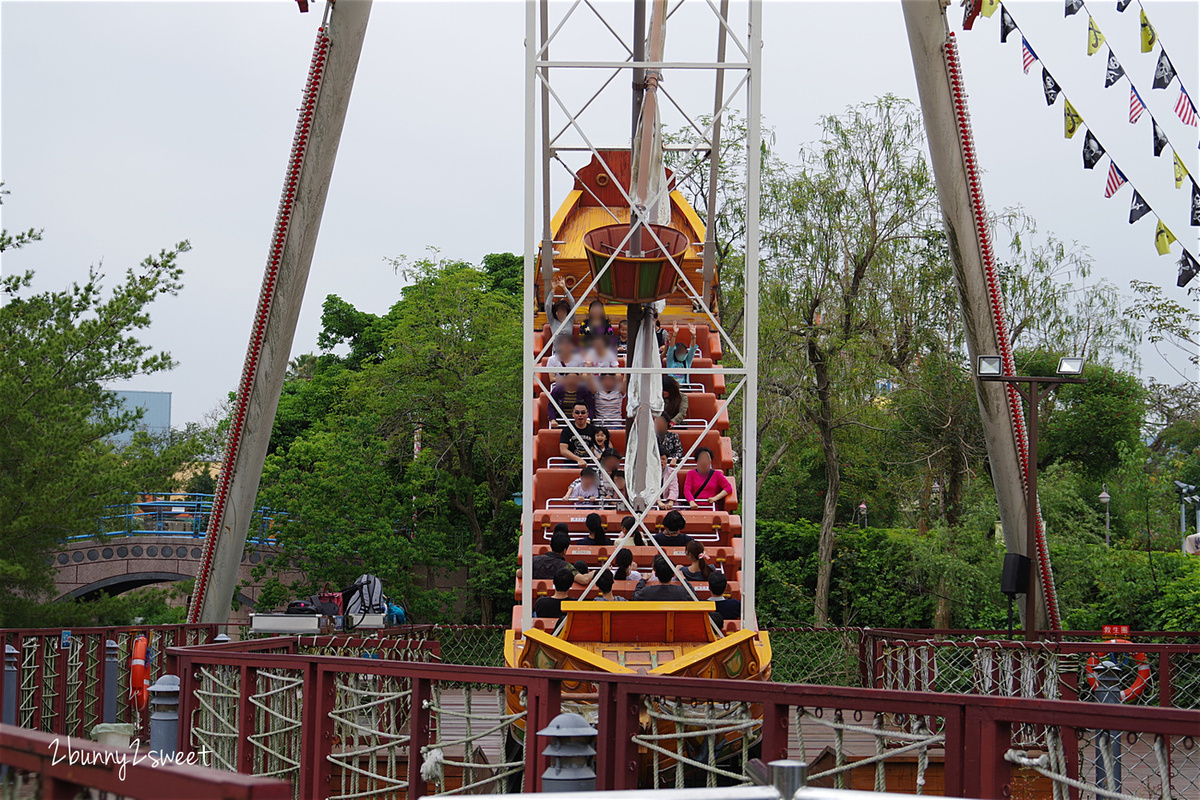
[1158,649,1172,707]
[964,705,1011,800]
[612,683,642,790]
[524,676,562,793]
[3,644,16,726]
[761,702,790,763]
[237,665,255,773]
[406,675,433,800]
[595,678,619,790]
[303,662,335,800]
[940,703,965,798]
[103,640,118,724]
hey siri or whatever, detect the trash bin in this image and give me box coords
[91,723,137,748]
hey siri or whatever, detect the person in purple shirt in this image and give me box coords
[550,376,595,424]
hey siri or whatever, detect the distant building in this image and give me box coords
[109,390,172,446]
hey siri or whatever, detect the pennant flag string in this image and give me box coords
[974,2,1199,273]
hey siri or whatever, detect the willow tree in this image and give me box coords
[758,97,940,625]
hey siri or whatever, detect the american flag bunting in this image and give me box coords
[1129,86,1147,123]
[1022,38,1037,74]
[1177,88,1198,127]
[1104,162,1127,197]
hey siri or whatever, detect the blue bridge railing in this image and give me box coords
[79,492,289,544]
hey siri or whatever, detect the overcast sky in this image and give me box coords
[3,0,1197,426]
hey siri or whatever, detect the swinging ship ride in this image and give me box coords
[505,0,771,779]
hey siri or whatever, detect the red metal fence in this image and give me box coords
[168,634,1200,800]
[0,722,290,800]
[0,624,218,740]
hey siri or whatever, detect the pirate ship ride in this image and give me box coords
[505,0,770,777]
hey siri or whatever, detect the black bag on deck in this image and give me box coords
[285,599,318,615]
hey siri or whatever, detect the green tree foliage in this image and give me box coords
[0,232,189,617]
[255,254,523,623]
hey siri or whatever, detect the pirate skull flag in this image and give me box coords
[1083,131,1106,169]
[1000,8,1017,43]
[1117,0,1132,10]
[1153,119,1169,157]
[1153,51,1176,90]
[1129,190,1152,224]
[1043,69,1062,106]
[1104,50,1125,88]
[1178,249,1198,288]
[1191,180,1200,226]
[1065,0,1084,16]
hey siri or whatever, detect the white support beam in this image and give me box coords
[190,0,373,624]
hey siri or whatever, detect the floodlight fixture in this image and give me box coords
[1056,357,1085,375]
[977,356,1003,377]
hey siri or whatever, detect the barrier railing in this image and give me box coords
[169,634,1200,799]
[864,634,1200,710]
[0,624,218,741]
[0,723,290,800]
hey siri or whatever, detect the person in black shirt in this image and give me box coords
[579,513,613,546]
[708,572,740,620]
[633,556,692,601]
[653,510,694,547]
[531,527,589,585]
[558,404,600,466]
[533,569,575,619]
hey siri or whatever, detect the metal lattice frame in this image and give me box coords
[521,0,763,630]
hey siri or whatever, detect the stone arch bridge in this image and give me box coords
[51,493,304,620]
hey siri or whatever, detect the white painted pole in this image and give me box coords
[740,0,762,631]
[900,0,1045,629]
[193,0,373,623]
[521,0,539,633]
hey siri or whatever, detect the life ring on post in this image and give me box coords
[1085,639,1151,703]
[129,635,149,710]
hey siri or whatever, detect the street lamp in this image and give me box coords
[1099,485,1111,546]
[976,355,1087,640]
[1174,480,1197,552]
[858,502,868,529]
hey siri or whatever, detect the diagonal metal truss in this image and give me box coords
[521,0,763,630]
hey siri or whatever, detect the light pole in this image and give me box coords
[1174,481,1196,553]
[1099,485,1110,546]
[858,502,868,529]
[976,355,1087,640]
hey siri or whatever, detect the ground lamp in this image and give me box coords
[976,355,1086,639]
[538,712,598,792]
[1099,485,1111,546]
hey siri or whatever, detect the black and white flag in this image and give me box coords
[1153,50,1176,90]
[1065,0,1084,16]
[1001,8,1018,43]
[1083,131,1106,169]
[1129,190,1152,224]
[1043,69,1062,106]
[1104,50,1126,88]
[1117,0,1132,10]
[1178,249,1198,288]
[1153,119,1169,157]
[1191,180,1200,226]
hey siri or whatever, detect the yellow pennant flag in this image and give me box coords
[1175,152,1190,188]
[1140,9,1157,53]
[1087,17,1106,55]
[1155,219,1176,255]
[981,0,1000,18]
[1064,99,1083,139]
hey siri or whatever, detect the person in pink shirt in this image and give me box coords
[684,447,733,510]
[658,453,681,509]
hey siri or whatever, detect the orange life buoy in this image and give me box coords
[1085,639,1151,703]
[129,635,149,710]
